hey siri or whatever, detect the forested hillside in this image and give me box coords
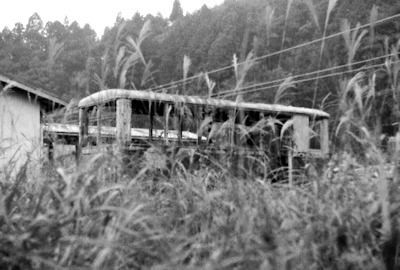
[3,2,400,269]
[1,0,399,110]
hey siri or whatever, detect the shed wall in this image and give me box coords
[0,91,41,175]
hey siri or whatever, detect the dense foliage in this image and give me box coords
[1,129,399,269]
[2,1,400,269]
[1,0,399,104]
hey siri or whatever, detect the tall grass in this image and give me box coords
[312,0,338,107]
[2,6,400,270]
[340,20,368,69]
[1,139,398,269]
[278,0,293,67]
[5,60,395,270]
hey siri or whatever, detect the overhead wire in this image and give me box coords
[220,60,398,98]
[149,13,400,94]
[214,53,392,97]
[221,60,396,98]
[45,61,399,127]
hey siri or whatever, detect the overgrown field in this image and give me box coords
[2,1,400,268]
[0,148,399,270]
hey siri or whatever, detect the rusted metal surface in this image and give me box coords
[79,89,330,119]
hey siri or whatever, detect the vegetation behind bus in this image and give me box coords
[1,67,399,268]
[2,2,400,268]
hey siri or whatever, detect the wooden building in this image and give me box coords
[0,75,67,175]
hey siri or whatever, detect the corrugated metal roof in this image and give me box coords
[79,89,330,118]
[0,74,68,107]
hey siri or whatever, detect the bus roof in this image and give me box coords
[79,89,330,119]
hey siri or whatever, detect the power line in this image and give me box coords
[47,61,397,127]
[220,60,395,98]
[149,13,400,93]
[221,61,394,98]
[214,54,391,97]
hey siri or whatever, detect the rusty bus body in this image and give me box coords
[77,89,330,180]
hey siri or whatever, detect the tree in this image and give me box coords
[169,0,184,22]
[0,0,397,107]
[26,12,43,32]
[25,13,46,55]
[44,21,68,42]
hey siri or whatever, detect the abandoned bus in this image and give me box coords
[77,89,330,179]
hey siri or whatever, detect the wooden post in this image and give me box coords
[176,104,182,144]
[288,148,293,186]
[149,102,153,143]
[292,115,310,155]
[197,106,202,146]
[116,99,132,148]
[320,119,329,156]
[78,107,89,161]
[237,108,245,178]
[96,105,102,147]
[237,108,246,147]
[164,104,169,144]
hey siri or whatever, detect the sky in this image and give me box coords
[0,0,224,37]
